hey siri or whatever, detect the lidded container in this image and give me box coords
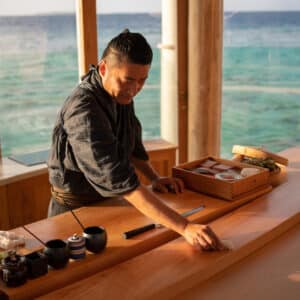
[67,234,86,259]
[0,250,27,287]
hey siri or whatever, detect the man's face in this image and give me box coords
[98,59,150,105]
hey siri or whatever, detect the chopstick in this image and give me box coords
[23,225,46,246]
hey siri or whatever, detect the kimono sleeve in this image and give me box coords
[131,111,149,161]
[63,93,140,197]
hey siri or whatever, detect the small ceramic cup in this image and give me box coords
[83,226,107,253]
[43,239,69,269]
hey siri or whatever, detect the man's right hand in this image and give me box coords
[182,223,229,251]
[124,185,228,252]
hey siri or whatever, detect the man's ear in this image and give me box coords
[98,60,107,77]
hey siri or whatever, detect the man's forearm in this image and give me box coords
[131,157,160,182]
[124,182,227,251]
[123,185,188,235]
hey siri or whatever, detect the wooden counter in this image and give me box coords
[36,146,300,300]
[0,178,270,299]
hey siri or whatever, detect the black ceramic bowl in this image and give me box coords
[43,239,69,269]
[83,226,107,253]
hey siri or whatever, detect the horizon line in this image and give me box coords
[1,10,300,17]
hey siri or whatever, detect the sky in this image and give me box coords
[0,0,300,16]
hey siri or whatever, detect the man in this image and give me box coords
[48,29,226,251]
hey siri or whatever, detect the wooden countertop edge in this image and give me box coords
[0,157,47,186]
[0,166,48,186]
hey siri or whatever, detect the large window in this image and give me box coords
[0,5,77,157]
[222,8,300,156]
[0,1,162,157]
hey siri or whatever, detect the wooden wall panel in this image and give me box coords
[0,185,9,230]
[6,174,51,229]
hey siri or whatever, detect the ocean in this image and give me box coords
[0,12,299,158]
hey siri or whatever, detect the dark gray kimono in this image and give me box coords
[48,65,149,200]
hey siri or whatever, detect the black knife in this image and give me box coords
[123,204,205,239]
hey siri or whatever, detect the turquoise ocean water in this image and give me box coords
[0,12,299,157]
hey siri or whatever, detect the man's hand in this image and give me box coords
[183,223,229,251]
[152,177,184,194]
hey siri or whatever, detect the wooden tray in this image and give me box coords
[172,156,269,201]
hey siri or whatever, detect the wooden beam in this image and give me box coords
[76,0,98,78]
[188,0,223,159]
[160,0,179,151]
[0,185,9,229]
[177,0,188,163]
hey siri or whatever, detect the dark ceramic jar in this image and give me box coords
[43,239,69,269]
[83,226,107,253]
[0,250,27,287]
[25,251,48,278]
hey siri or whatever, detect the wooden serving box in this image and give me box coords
[232,145,289,186]
[172,156,269,201]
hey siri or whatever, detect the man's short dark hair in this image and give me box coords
[101,29,153,65]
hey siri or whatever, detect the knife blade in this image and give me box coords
[123,204,205,239]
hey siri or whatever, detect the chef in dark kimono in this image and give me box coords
[48,29,226,251]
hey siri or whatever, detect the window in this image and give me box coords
[0,2,77,156]
[222,6,300,156]
[0,1,162,156]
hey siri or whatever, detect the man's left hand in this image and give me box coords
[152,177,184,194]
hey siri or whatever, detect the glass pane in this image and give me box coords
[97,1,162,140]
[0,2,77,156]
[222,8,300,157]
